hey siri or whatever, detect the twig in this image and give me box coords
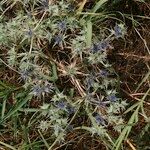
[121,88,150,106]
[126,139,136,150]
[116,53,150,61]
[134,28,150,55]
[0,58,20,74]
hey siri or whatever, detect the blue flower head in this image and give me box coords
[43,0,49,9]
[94,113,106,126]
[21,68,33,80]
[87,77,94,88]
[54,35,63,45]
[67,4,75,12]
[99,40,110,50]
[32,85,43,97]
[26,28,32,37]
[91,40,110,53]
[91,43,100,53]
[66,125,74,131]
[99,70,109,78]
[107,94,117,102]
[43,82,54,93]
[58,21,66,31]
[21,70,29,80]
[31,82,54,97]
[66,106,75,114]
[56,101,66,109]
[114,24,125,38]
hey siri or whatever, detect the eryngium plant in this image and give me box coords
[0,0,127,148]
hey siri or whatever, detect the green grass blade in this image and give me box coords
[114,106,140,150]
[86,20,92,47]
[1,98,6,119]
[135,70,150,92]
[0,92,32,124]
[0,141,17,150]
[92,0,108,13]
[38,130,49,149]
[124,102,139,114]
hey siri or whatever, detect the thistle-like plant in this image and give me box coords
[0,0,129,149]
